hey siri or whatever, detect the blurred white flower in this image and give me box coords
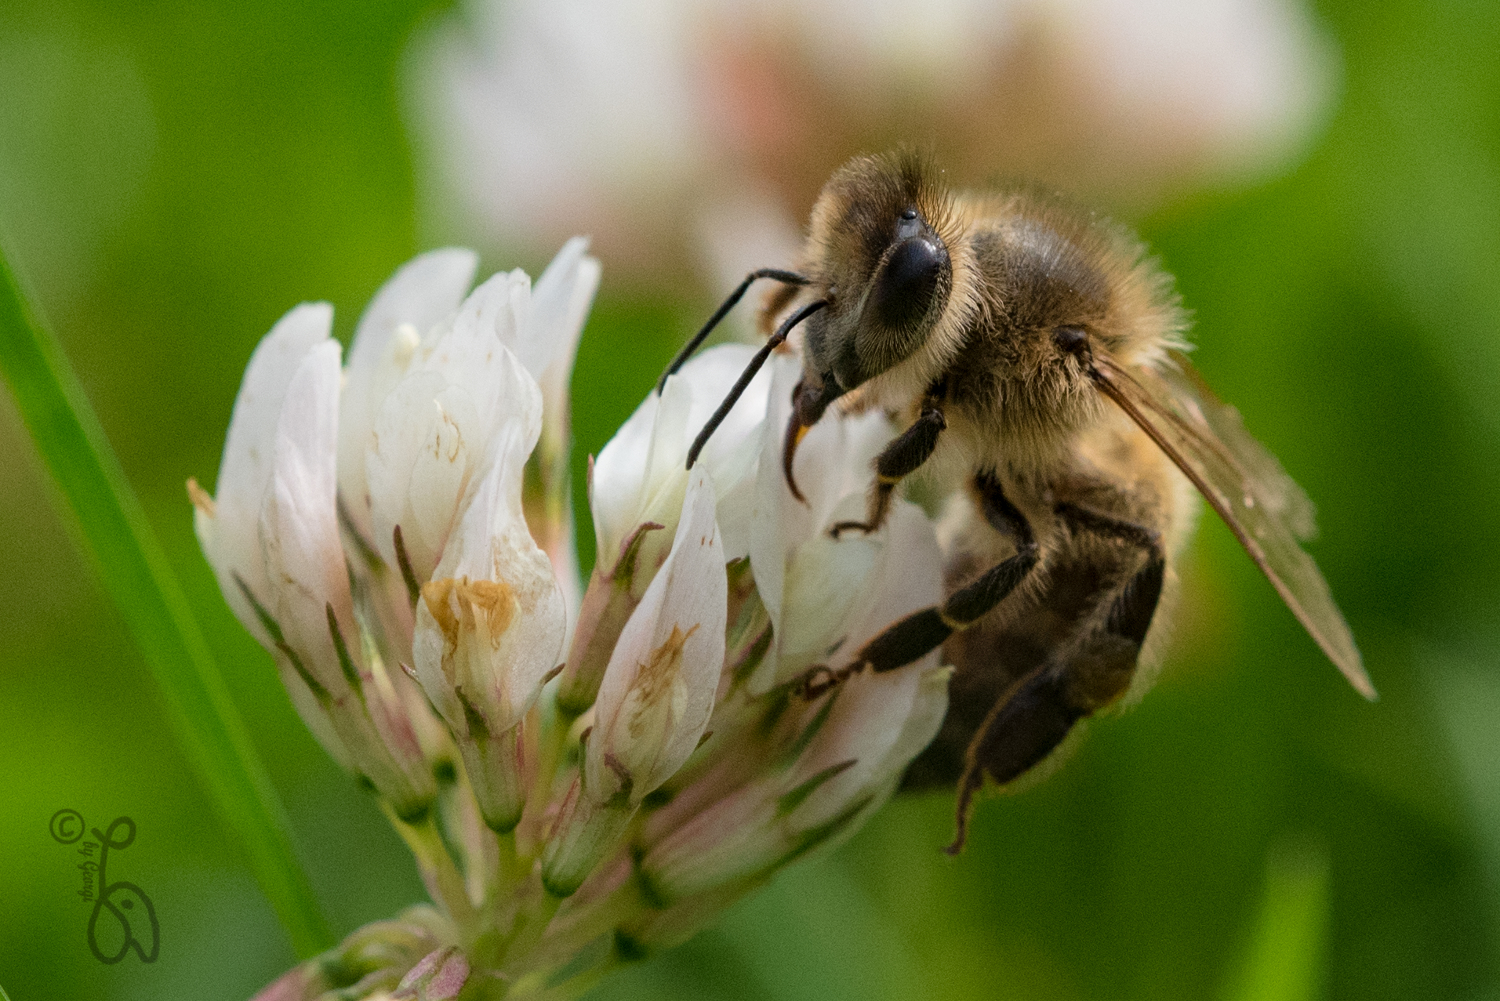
[207,262,950,998]
[409,0,1337,287]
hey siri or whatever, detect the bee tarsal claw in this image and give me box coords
[797,665,855,700]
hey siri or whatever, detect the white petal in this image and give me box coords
[682,348,776,563]
[841,500,945,652]
[422,270,544,449]
[588,469,727,803]
[789,661,949,832]
[675,345,777,477]
[367,341,542,582]
[591,370,690,576]
[523,236,600,387]
[259,340,351,684]
[205,302,332,640]
[746,352,889,673]
[339,249,479,537]
[746,352,809,633]
[782,499,949,826]
[412,421,567,733]
[522,240,600,633]
[367,371,471,580]
[805,409,892,529]
[775,517,881,672]
[591,344,771,566]
[589,390,658,565]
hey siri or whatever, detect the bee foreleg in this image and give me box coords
[831,404,946,537]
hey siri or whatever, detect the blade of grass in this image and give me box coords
[0,246,332,957]
[1220,837,1331,1001]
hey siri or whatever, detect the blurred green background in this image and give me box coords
[1,0,1498,998]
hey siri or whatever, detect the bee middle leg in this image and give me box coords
[836,471,1040,679]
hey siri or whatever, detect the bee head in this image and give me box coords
[798,151,955,396]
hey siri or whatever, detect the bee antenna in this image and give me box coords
[657,268,809,395]
[685,299,828,470]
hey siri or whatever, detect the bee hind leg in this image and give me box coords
[946,544,1166,855]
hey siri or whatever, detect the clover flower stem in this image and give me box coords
[551,962,616,1000]
[385,805,479,932]
[512,956,617,1001]
[493,827,525,892]
[434,773,495,905]
[519,697,573,862]
[500,888,565,977]
[513,864,652,978]
[536,699,573,796]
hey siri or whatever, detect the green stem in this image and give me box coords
[386,806,479,931]
[520,694,577,863]
[500,891,565,977]
[0,245,330,954]
[533,958,617,1001]
[509,869,646,980]
[494,827,525,891]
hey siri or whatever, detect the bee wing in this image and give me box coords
[1091,352,1375,699]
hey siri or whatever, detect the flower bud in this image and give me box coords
[618,657,948,949]
[588,468,727,804]
[250,910,448,1001]
[393,946,470,1000]
[412,389,567,831]
[554,516,663,716]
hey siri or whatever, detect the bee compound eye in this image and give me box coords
[871,237,947,332]
[1053,326,1089,355]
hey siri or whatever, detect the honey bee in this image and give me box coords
[665,150,1374,851]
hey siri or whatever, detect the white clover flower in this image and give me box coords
[746,354,915,693]
[192,303,434,819]
[214,261,951,1001]
[410,0,1336,286]
[193,242,598,826]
